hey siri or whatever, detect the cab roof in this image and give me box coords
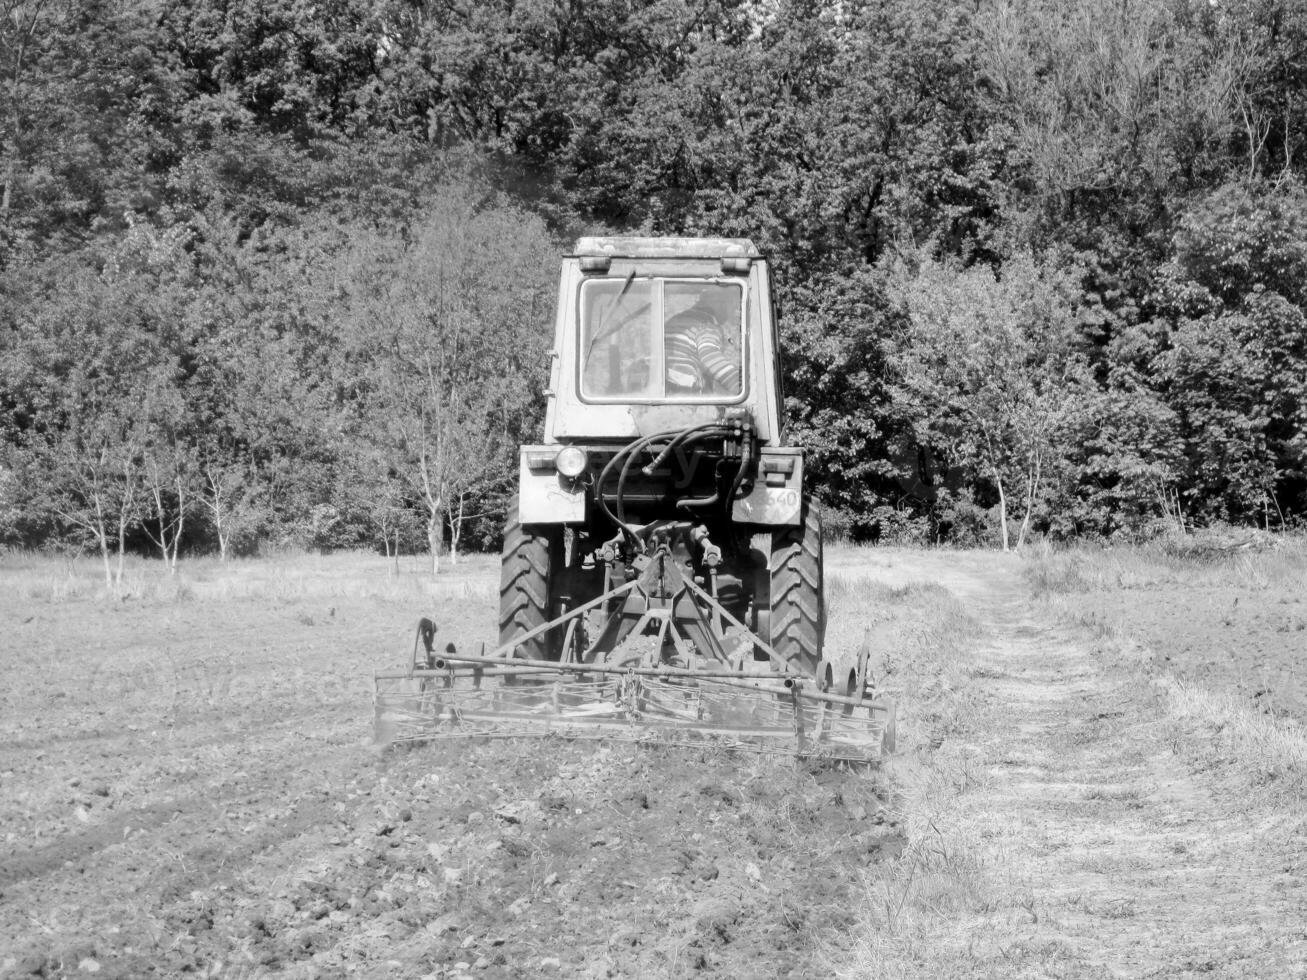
[571,236,762,259]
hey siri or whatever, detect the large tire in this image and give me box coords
[769,502,825,677]
[498,498,559,661]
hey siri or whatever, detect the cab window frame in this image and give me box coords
[575,276,748,405]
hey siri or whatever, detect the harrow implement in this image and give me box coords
[374,548,895,763]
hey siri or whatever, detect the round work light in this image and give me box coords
[555,446,588,478]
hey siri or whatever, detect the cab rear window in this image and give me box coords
[579,278,743,401]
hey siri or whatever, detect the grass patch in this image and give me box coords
[1159,676,1307,798]
[835,742,1010,979]
[826,576,976,694]
[1021,532,1307,597]
[0,550,499,604]
[820,570,1019,978]
[829,547,1307,978]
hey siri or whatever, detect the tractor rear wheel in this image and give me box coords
[499,498,561,661]
[769,501,825,677]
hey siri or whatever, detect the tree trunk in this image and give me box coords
[994,467,1010,552]
[170,475,184,573]
[427,515,441,576]
[1016,450,1042,551]
[115,518,127,592]
[150,483,170,564]
[96,526,112,588]
[92,493,113,587]
[205,469,230,560]
[213,499,228,560]
[446,494,464,566]
[114,465,134,593]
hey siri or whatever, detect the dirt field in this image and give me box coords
[2,543,1305,978]
[0,553,909,979]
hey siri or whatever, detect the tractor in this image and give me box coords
[374,237,893,761]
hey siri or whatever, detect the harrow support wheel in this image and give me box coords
[769,501,825,678]
[815,657,835,692]
[499,496,562,662]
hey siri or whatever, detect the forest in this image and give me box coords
[2,0,1306,574]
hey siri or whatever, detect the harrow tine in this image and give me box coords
[374,662,891,762]
[380,532,894,763]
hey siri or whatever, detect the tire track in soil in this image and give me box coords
[0,737,362,890]
[0,730,383,977]
[0,688,364,879]
[898,554,1307,978]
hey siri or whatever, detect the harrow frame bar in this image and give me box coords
[373,553,895,762]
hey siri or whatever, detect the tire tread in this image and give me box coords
[769,502,824,675]
[498,498,555,660]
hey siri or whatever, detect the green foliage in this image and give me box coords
[332,185,556,564]
[1142,181,1307,524]
[5,0,1307,556]
[888,248,1093,547]
[780,268,904,532]
[1063,382,1184,539]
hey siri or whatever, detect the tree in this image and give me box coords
[1,0,185,261]
[5,261,156,587]
[976,0,1237,232]
[1066,339,1186,538]
[1142,181,1307,524]
[888,249,1092,549]
[0,0,48,222]
[138,372,194,573]
[334,436,420,569]
[336,185,554,573]
[34,394,144,589]
[779,268,905,533]
[177,209,347,556]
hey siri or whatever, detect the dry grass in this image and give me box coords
[834,688,1017,975]
[1159,675,1307,798]
[1022,531,1307,597]
[818,565,1016,978]
[833,724,1041,980]
[826,573,977,702]
[0,549,499,604]
[831,546,1307,978]
[1023,534,1307,801]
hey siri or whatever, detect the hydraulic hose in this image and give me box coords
[666,422,754,514]
[618,423,734,528]
[597,423,726,550]
[622,423,728,521]
[599,420,751,550]
[596,429,678,549]
[640,421,726,477]
[724,423,755,508]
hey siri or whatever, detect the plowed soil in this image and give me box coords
[0,556,898,979]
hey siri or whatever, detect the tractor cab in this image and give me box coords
[543,237,784,446]
[519,237,799,530]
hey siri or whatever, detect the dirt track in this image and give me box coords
[2,550,1304,978]
[842,550,1307,978]
[964,607,1306,976]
